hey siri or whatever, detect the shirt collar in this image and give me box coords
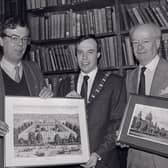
[0,57,22,75]
[80,67,98,79]
[140,55,160,72]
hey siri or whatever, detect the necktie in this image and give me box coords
[15,66,21,83]
[81,75,89,103]
[138,67,146,95]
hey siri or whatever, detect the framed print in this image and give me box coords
[117,94,168,158]
[4,96,90,167]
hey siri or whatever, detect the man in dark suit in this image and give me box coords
[126,23,168,168]
[57,35,126,168]
[0,17,53,167]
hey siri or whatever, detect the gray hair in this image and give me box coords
[129,23,161,39]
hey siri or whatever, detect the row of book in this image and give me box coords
[28,6,116,40]
[45,75,70,96]
[29,36,126,73]
[161,33,168,61]
[29,44,78,72]
[120,0,168,30]
[122,36,136,66]
[0,0,5,20]
[26,0,90,10]
[99,36,120,68]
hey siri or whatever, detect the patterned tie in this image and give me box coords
[14,66,21,83]
[81,75,89,103]
[138,67,146,95]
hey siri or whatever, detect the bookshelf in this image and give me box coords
[26,0,121,72]
[119,0,168,63]
[25,0,122,94]
[24,0,168,94]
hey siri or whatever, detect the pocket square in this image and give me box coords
[160,86,168,96]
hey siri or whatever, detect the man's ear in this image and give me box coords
[97,52,100,59]
[0,37,3,47]
[156,39,160,49]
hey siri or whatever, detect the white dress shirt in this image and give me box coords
[0,57,23,81]
[77,67,98,101]
[138,55,160,95]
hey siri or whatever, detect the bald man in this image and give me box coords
[126,23,168,168]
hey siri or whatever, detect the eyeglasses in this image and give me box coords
[131,38,156,47]
[3,33,30,44]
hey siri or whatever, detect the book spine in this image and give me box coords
[120,4,129,30]
[132,7,144,24]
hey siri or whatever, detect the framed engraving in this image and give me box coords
[5,96,90,167]
[117,94,168,157]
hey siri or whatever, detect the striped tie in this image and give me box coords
[14,66,21,83]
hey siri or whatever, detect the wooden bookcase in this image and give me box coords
[119,0,168,62]
[6,0,168,94]
[25,0,122,94]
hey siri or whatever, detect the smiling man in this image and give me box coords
[126,23,168,168]
[0,16,53,167]
[57,35,126,168]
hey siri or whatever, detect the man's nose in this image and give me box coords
[137,42,144,51]
[82,53,88,59]
[18,39,24,46]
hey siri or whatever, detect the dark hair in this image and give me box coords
[76,34,101,53]
[0,16,29,37]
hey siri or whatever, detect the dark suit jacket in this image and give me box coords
[0,61,45,167]
[57,70,127,168]
[126,58,168,168]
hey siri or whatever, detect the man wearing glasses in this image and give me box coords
[0,17,53,167]
[126,23,168,168]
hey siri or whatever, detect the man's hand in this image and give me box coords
[116,141,129,148]
[115,130,129,148]
[65,90,81,98]
[0,121,9,137]
[39,86,54,98]
[80,153,100,168]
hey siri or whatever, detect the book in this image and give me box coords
[50,47,59,70]
[155,6,168,27]
[54,46,63,71]
[120,4,129,30]
[122,41,128,66]
[105,6,113,33]
[109,36,116,67]
[124,36,135,65]
[151,6,165,27]
[139,5,151,23]
[65,11,70,38]
[48,47,56,71]
[125,5,138,26]
[145,7,160,26]
[112,6,116,32]
[132,7,144,24]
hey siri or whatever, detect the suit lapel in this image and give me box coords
[88,71,111,104]
[0,68,5,120]
[74,74,78,91]
[22,62,38,96]
[150,59,168,96]
[130,68,139,94]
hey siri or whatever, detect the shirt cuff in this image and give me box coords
[92,152,102,161]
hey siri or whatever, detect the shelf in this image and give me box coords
[120,27,168,36]
[121,65,137,69]
[42,65,137,76]
[43,69,79,76]
[31,32,117,45]
[27,1,114,14]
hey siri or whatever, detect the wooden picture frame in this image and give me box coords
[117,94,168,158]
[4,96,90,167]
